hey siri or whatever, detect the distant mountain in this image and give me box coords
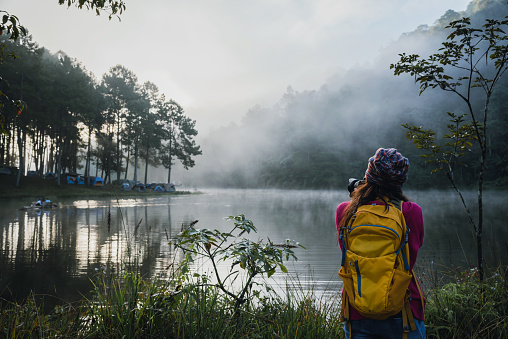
[187,0,508,189]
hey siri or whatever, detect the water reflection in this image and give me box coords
[0,189,507,308]
[0,198,184,308]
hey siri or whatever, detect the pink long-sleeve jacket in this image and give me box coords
[336,200,426,321]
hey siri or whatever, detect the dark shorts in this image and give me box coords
[344,317,425,339]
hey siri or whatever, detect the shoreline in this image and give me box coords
[0,175,197,201]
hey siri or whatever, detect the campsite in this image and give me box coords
[0,171,189,200]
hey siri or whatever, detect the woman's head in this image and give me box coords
[364,148,409,191]
[339,148,410,228]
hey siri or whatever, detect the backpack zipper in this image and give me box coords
[350,224,401,242]
[354,260,361,297]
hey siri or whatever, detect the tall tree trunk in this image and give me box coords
[107,129,113,185]
[72,139,78,173]
[116,116,121,183]
[32,130,38,174]
[85,126,92,186]
[476,95,490,282]
[0,133,4,165]
[57,133,63,187]
[167,138,172,184]
[144,142,149,185]
[22,131,27,173]
[134,140,138,182]
[7,129,13,166]
[477,153,484,282]
[37,130,44,176]
[124,146,130,180]
[16,126,23,187]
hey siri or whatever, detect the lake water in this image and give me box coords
[1,189,507,307]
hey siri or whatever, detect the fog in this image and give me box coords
[3,0,502,187]
[167,0,501,189]
[4,0,474,129]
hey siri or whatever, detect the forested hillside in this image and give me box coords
[0,38,201,186]
[188,0,508,190]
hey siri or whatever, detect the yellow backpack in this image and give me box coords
[338,200,423,338]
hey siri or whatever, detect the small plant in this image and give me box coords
[171,214,304,317]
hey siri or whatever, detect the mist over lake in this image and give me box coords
[1,189,506,307]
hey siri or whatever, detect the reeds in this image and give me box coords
[2,266,507,338]
[0,270,345,338]
[84,272,180,338]
[0,293,84,338]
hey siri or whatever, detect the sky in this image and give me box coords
[2,0,473,134]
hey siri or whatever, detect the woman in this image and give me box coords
[336,148,426,339]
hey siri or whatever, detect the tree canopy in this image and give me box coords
[0,36,200,185]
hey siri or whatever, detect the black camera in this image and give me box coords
[347,178,362,194]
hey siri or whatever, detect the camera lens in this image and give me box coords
[348,178,361,193]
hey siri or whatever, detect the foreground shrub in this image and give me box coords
[425,266,508,339]
[171,214,304,318]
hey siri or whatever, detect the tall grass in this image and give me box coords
[2,266,507,338]
[0,271,345,338]
[84,272,180,338]
[0,293,84,338]
[425,266,508,339]
[165,274,345,338]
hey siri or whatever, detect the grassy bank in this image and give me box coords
[0,272,344,339]
[0,175,196,200]
[1,267,507,338]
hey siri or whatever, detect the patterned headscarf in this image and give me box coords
[365,148,409,189]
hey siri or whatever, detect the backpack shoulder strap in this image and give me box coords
[388,198,403,211]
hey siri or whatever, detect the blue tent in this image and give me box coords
[44,172,56,180]
[27,170,38,177]
[153,185,164,192]
[133,184,146,192]
[63,173,80,184]
[164,183,176,192]
[0,167,11,175]
[89,176,105,187]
